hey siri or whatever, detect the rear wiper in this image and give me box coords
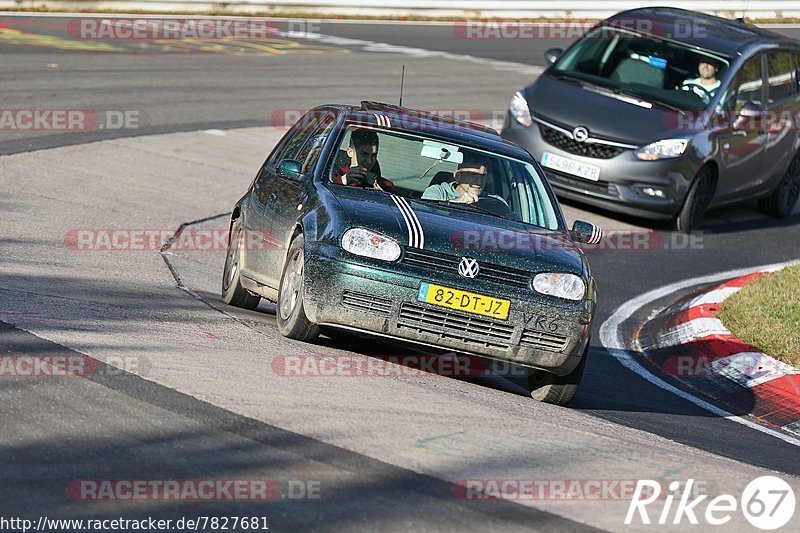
[420,198,506,219]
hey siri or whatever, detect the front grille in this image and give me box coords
[342,291,392,317]
[545,170,611,196]
[397,303,515,349]
[403,248,531,289]
[520,329,568,352]
[539,123,624,159]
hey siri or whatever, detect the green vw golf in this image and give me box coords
[222,102,602,405]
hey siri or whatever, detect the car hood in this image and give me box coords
[526,74,693,145]
[330,186,586,275]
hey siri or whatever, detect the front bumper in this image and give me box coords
[502,115,700,219]
[302,244,592,376]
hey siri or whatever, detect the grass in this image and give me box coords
[717,265,800,367]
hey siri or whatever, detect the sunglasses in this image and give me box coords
[456,165,487,174]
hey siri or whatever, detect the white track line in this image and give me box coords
[599,260,800,447]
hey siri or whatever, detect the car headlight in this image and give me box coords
[341,228,401,262]
[635,139,688,160]
[533,273,586,301]
[509,91,533,127]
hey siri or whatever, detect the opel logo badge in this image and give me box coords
[572,126,589,142]
[458,257,480,279]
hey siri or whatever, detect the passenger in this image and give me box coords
[681,58,721,100]
[332,129,395,192]
[421,152,490,204]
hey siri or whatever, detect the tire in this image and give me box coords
[276,234,320,341]
[222,219,261,310]
[674,166,714,233]
[527,346,588,406]
[758,153,800,218]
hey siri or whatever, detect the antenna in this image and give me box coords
[399,65,405,107]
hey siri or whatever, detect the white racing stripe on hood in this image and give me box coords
[390,195,424,248]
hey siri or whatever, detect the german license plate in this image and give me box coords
[541,151,601,181]
[417,282,510,320]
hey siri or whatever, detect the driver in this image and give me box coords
[681,57,721,101]
[421,152,490,204]
[332,128,396,193]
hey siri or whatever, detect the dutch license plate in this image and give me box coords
[541,151,601,181]
[417,282,510,320]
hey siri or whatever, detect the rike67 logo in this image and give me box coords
[626,476,795,530]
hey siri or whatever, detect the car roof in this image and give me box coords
[325,101,533,161]
[607,7,800,57]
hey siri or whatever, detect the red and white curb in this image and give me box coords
[635,267,800,437]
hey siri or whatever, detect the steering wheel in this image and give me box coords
[476,196,516,219]
[683,83,714,104]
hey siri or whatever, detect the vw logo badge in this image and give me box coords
[572,126,589,142]
[458,257,480,279]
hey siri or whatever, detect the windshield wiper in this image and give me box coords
[580,80,686,113]
[554,72,683,113]
[609,86,685,113]
[549,71,587,85]
[420,198,506,220]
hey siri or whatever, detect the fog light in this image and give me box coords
[641,187,666,198]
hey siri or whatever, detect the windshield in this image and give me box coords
[552,26,730,110]
[326,125,560,230]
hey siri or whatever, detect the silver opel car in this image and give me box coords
[502,7,800,231]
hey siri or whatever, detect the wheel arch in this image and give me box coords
[701,160,720,201]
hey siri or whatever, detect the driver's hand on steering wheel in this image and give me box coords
[681,83,713,104]
[450,192,479,204]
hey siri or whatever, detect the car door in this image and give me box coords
[242,116,318,287]
[713,54,768,201]
[762,50,800,188]
[262,110,337,285]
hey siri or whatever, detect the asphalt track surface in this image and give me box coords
[1,14,800,531]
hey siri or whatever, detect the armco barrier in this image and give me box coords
[3,1,800,19]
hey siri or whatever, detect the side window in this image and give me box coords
[766,51,797,102]
[266,112,321,168]
[734,55,764,111]
[297,114,336,174]
[264,121,303,169]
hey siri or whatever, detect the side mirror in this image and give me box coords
[570,220,603,244]
[733,101,764,130]
[276,159,302,180]
[544,48,563,65]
